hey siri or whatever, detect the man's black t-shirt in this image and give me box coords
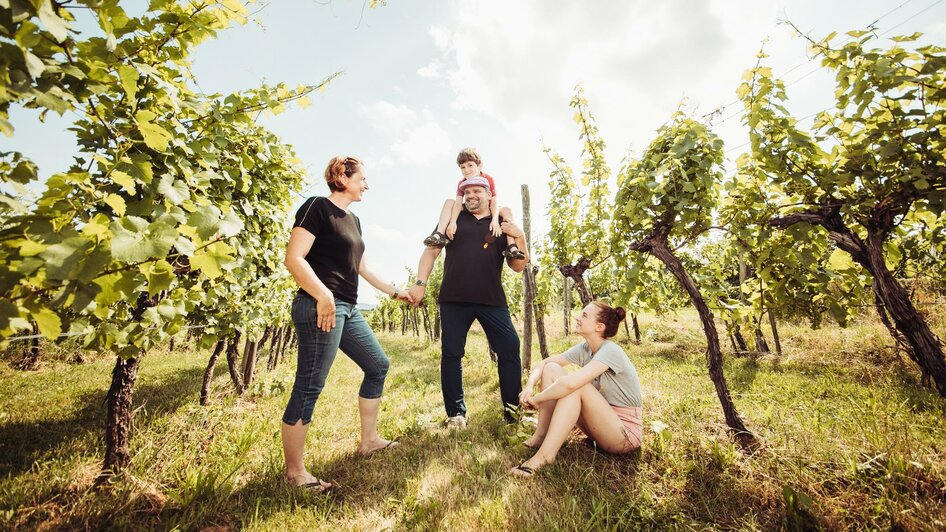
[438,209,508,307]
[293,197,364,304]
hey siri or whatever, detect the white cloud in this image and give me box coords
[408,0,789,245]
[429,25,451,50]
[435,2,787,115]
[362,101,417,135]
[417,60,442,79]
[360,102,452,167]
[390,119,451,167]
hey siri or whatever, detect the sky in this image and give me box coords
[6,0,946,305]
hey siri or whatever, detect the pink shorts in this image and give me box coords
[612,405,643,451]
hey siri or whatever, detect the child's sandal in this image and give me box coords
[423,231,450,247]
[503,244,526,260]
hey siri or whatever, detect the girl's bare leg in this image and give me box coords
[513,384,630,475]
[523,362,564,448]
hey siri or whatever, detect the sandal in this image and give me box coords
[510,462,536,478]
[423,231,450,247]
[503,244,526,260]
[285,475,332,493]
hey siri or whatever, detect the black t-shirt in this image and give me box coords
[438,209,508,307]
[293,197,364,304]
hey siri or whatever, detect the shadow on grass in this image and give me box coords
[726,359,761,393]
[148,422,486,530]
[136,345,619,531]
[190,420,647,531]
[7,332,653,529]
[678,449,781,529]
[0,362,226,477]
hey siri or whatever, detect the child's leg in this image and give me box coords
[499,206,526,259]
[499,206,515,244]
[436,199,455,233]
[446,196,463,239]
[423,199,456,247]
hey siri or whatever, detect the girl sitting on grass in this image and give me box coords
[512,301,643,477]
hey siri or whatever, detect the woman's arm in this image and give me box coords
[519,353,572,405]
[359,253,411,302]
[285,227,335,331]
[522,354,571,391]
[529,360,610,405]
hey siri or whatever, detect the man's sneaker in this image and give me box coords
[444,415,467,430]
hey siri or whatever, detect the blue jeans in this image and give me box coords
[282,294,390,425]
[439,303,521,421]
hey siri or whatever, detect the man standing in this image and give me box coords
[410,177,529,427]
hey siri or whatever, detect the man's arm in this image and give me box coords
[358,253,413,303]
[500,220,529,272]
[408,245,442,305]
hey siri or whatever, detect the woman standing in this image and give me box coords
[512,301,643,477]
[282,156,411,491]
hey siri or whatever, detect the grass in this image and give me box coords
[1,312,945,530]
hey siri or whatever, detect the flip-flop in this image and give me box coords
[522,441,540,450]
[511,463,536,478]
[360,440,399,456]
[286,476,332,493]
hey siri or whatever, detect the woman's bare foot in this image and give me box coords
[358,437,399,456]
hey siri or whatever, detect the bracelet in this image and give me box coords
[391,283,400,298]
[413,279,427,286]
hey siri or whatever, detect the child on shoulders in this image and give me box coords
[423,147,526,259]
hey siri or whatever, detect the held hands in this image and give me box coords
[408,284,425,307]
[500,220,524,239]
[446,221,458,240]
[315,291,336,332]
[394,290,415,305]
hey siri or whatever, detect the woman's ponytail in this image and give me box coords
[593,301,627,339]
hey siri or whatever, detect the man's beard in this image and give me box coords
[465,197,484,213]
